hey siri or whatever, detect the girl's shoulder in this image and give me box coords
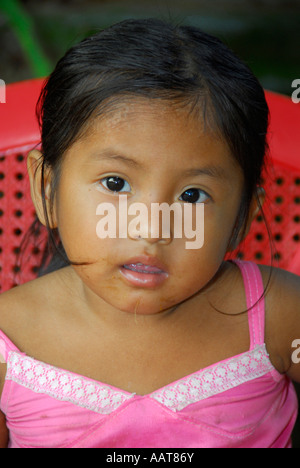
[258,262,300,319]
[257,262,300,305]
[0,267,72,352]
[256,263,300,377]
[0,267,77,400]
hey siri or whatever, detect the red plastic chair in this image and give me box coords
[0,78,48,292]
[0,79,300,293]
[239,90,300,275]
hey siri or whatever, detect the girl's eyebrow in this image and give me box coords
[183,165,229,181]
[91,149,141,168]
[91,149,229,180]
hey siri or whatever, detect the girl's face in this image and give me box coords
[50,99,245,316]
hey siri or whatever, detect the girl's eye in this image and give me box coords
[180,188,210,204]
[100,176,131,193]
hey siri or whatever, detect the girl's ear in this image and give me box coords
[27,150,57,228]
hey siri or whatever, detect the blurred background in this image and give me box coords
[0,0,299,96]
[0,0,300,448]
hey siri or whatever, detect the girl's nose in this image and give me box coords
[127,202,173,245]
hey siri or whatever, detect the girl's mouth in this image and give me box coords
[119,258,168,288]
[123,263,164,274]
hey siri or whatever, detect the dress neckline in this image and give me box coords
[5,343,276,414]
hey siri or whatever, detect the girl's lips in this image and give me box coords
[119,256,169,288]
[123,263,164,274]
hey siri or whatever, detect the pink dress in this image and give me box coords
[0,260,298,448]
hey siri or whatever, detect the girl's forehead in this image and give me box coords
[87,97,213,137]
[63,97,238,169]
[65,96,242,180]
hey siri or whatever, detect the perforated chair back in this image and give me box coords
[238,91,300,275]
[0,79,46,292]
[0,80,299,293]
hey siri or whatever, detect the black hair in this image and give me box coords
[24,18,271,286]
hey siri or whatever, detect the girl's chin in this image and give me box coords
[108,295,178,317]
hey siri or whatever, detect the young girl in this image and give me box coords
[0,18,299,449]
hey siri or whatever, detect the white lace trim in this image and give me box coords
[6,353,135,415]
[151,345,275,411]
[6,344,275,414]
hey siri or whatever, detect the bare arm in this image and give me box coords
[0,410,8,448]
[263,265,300,381]
[0,361,8,447]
